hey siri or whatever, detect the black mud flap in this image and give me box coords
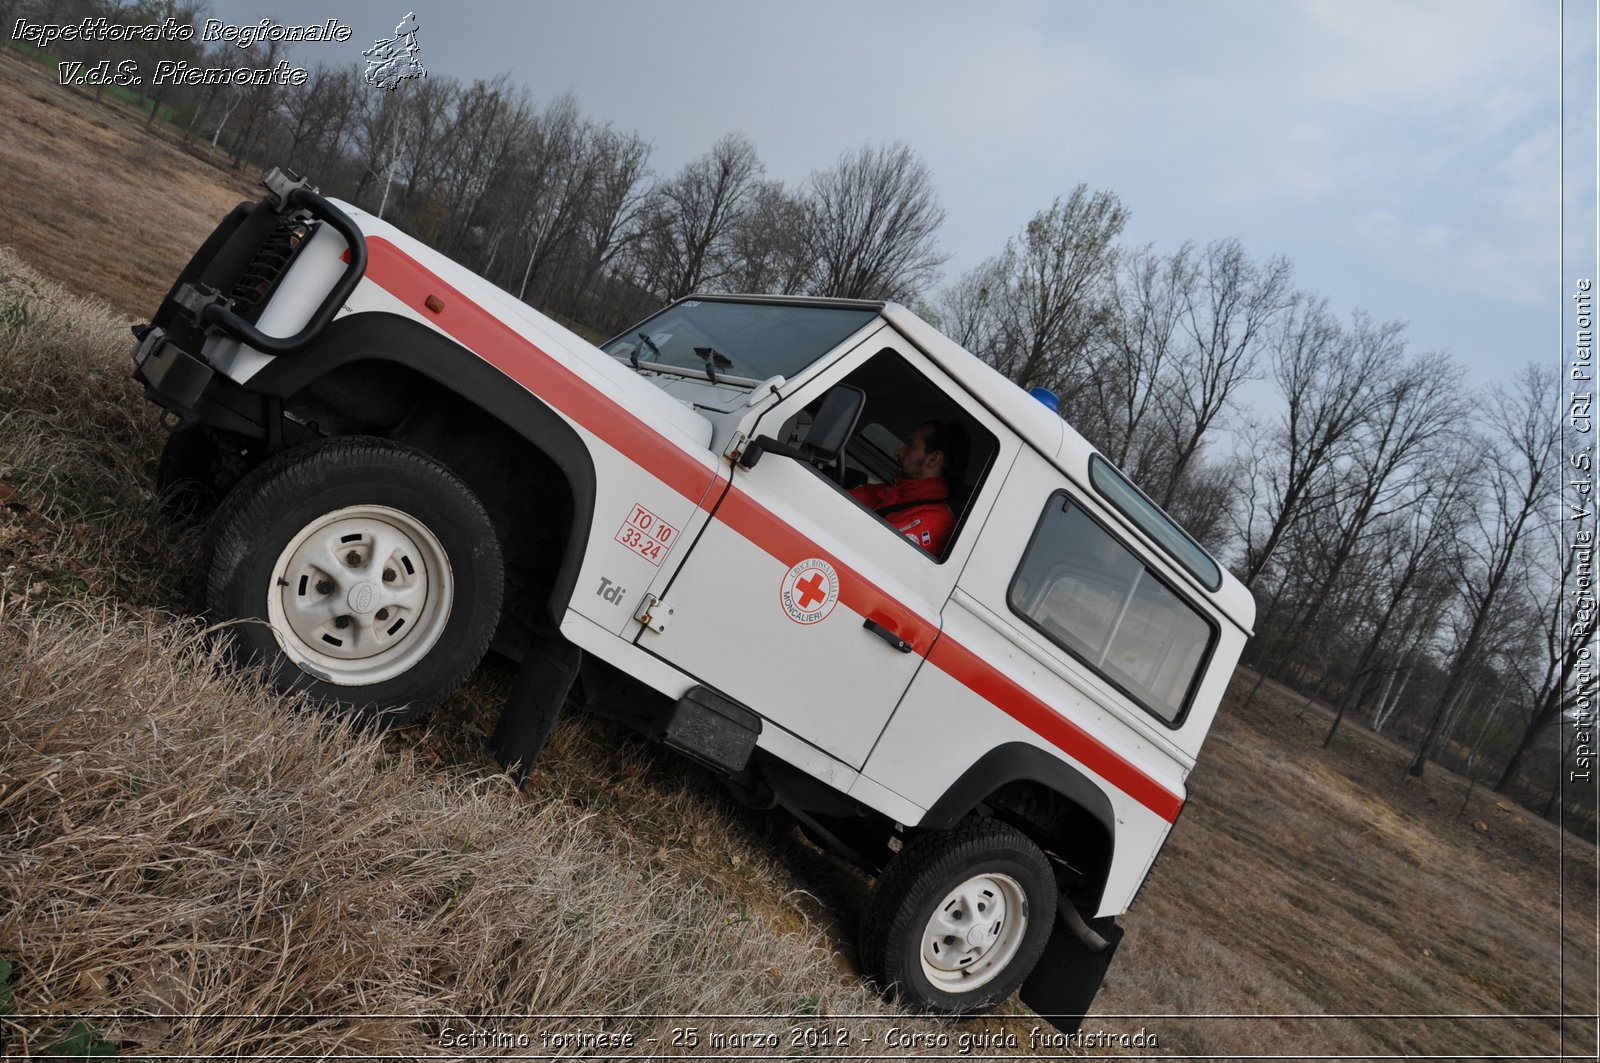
[491,638,582,787]
[1018,906,1124,1035]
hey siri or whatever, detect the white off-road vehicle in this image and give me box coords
[133,170,1254,1025]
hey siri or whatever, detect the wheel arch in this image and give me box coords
[919,743,1117,912]
[248,312,598,627]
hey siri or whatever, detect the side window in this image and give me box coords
[1009,493,1215,725]
[825,348,998,561]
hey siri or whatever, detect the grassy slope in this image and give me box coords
[0,252,920,1056]
[0,49,1594,1058]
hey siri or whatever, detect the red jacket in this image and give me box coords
[849,477,955,556]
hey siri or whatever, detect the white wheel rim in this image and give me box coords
[265,504,453,687]
[919,872,1029,993]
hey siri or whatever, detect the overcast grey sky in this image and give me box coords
[205,0,1596,391]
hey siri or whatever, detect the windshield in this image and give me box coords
[603,299,880,383]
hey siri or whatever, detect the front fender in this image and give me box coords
[249,311,599,623]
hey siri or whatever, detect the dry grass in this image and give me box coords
[0,599,909,1058]
[1,49,1595,1060]
[0,247,180,612]
[0,49,260,320]
[0,251,951,1057]
[1097,675,1599,1057]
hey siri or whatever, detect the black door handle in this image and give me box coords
[863,618,913,653]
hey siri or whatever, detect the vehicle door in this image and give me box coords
[633,336,1013,769]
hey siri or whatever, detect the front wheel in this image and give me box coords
[202,437,503,722]
[859,819,1055,1016]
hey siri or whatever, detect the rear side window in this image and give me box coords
[1009,492,1215,725]
[1090,455,1222,590]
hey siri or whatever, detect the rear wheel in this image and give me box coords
[202,437,503,722]
[859,819,1055,1015]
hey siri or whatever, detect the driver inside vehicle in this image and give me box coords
[848,421,969,557]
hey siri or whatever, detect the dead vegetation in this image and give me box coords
[0,598,916,1058]
[0,49,260,320]
[1098,675,1598,1057]
[0,50,1595,1059]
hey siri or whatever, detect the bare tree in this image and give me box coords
[1320,457,1470,746]
[349,82,408,210]
[1159,456,1242,552]
[724,180,812,296]
[1160,239,1293,507]
[1092,243,1193,479]
[1408,367,1561,778]
[976,185,1127,397]
[277,65,360,174]
[1283,355,1463,648]
[1494,489,1599,791]
[545,130,655,330]
[179,41,244,148]
[434,76,534,258]
[574,126,652,289]
[936,257,1003,355]
[501,93,599,300]
[1237,304,1402,587]
[226,39,288,169]
[633,133,764,301]
[804,141,947,301]
[135,0,206,127]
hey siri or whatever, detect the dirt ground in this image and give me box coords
[2,46,1596,1059]
[1091,671,1598,1057]
[0,50,259,320]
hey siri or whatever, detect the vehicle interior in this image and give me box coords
[781,347,999,562]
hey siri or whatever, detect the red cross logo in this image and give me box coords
[780,558,840,625]
[795,571,828,610]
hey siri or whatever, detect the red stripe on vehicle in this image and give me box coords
[363,238,719,503]
[361,237,1182,823]
[928,638,1185,822]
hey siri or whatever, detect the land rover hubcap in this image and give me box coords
[919,873,1028,993]
[267,505,453,686]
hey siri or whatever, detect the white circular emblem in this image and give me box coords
[347,582,377,614]
[779,558,840,625]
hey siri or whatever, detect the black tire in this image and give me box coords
[859,818,1055,1016]
[202,436,503,723]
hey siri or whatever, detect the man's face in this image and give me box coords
[896,425,943,480]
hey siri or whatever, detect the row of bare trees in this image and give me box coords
[24,2,1591,825]
[15,1,950,329]
[256,77,945,331]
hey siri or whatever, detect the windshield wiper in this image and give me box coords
[694,345,732,385]
[631,331,663,370]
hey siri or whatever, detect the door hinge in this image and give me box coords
[635,593,674,633]
[723,431,750,466]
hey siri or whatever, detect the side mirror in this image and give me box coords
[738,384,866,469]
[801,384,866,460]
